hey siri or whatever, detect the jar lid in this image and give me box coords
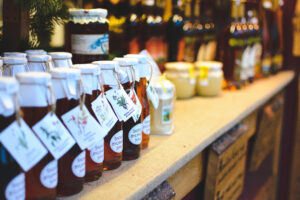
[113,57,139,66]
[16,72,51,85]
[92,60,118,70]
[124,54,148,64]
[71,64,100,75]
[50,67,80,80]
[194,61,223,70]
[27,55,52,62]
[165,62,194,71]
[69,8,108,18]
[0,77,19,93]
[3,57,27,65]
[25,49,47,55]
[3,52,26,58]
[48,52,72,59]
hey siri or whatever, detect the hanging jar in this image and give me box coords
[48,52,73,68]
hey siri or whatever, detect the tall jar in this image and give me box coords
[3,52,26,58]
[50,68,85,196]
[66,8,109,64]
[165,62,196,99]
[0,77,25,200]
[114,57,142,160]
[3,57,28,77]
[16,72,57,200]
[25,49,47,56]
[27,55,54,72]
[71,64,104,182]
[124,54,151,149]
[92,61,123,170]
[48,52,73,68]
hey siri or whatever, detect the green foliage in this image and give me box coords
[14,0,69,50]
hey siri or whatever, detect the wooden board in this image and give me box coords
[242,110,258,138]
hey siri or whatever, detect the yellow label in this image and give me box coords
[160,74,167,93]
[108,16,126,34]
[199,66,209,79]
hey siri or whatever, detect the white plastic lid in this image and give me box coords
[69,8,108,18]
[71,64,100,75]
[194,61,223,70]
[27,55,52,62]
[48,52,72,59]
[50,67,80,80]
[3,57,27,65]
[165,62,194,71]
[113,57,139,66]
[124,54,148,64]
[92,60,118,70]
[3,52,26,58]
[16,72,51,85]
[25,49,47,55]
[0,77,19,93]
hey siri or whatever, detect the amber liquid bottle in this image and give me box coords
[127,0,142,54]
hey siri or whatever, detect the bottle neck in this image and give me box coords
[194,0,201,18]
[184,0,192,18]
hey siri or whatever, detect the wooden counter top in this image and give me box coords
[62,71,295,200]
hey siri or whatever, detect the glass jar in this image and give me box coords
[195,61,223,96]
[150,78,175,135]
[71,64,103,182]
[27,55,54,72]
[66,8,109,64]
[0,77,25,200]
[48,52,73,68]
[92,60,123,170]
[3,57,28,77]
[50,68,85,196]
[124,54,151,149]
[16,72,57,200]
[165,62,196,99]
[25,49,47,56]
[114,57,142,160]
[3,52,26,58]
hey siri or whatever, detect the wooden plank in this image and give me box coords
[242,110,258,138]
[167,152,205,200]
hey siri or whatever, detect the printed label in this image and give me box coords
[146,83,159,109]
[61,105,108,150]
[105,88,137,122]
[110,130,123,153]
[71,34,109,55]
[142,115,151,135]
[129,90,142,122]
[89,140,104,164]
[91,94,118,134]
[129,123,142,145]
[40,160,58,189]
[162,105,172,124]
[0,119,48,172]
[32,113,76,160]
[72,151,86,178]
[5,173,25,200]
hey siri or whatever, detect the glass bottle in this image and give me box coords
[27,55,54,72]
[50,67,85,196]
[48,52,73,68]
[0,77,25,200]
[124,54,151,149]
[66,8,109,64]
[127,0,142,54]
[17,72,57,200]
[71,64,104,182]
[114,57,142,160]
[92,60,123,170]
[3,57,28,77]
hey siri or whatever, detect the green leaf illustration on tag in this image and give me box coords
[18,130,28,150]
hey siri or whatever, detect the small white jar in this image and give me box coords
[3,57,28,77]
[48,52,72,68]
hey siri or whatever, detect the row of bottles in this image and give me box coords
[0,50,158,199]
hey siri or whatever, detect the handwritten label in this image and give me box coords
[129,123,142,145]
[5,173,25,200]
[72,151,86,178]
[110,130,123,153]
[129,90,142,122]
[89,139,104,164]
[146,83,159,109]
[40,160,58,189]
[142,115,151,135]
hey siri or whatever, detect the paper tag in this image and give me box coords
[129,123,142,145]
[0,119,48,172]
[40,160,58,189]
[32,113,76,160]
[61,105,108,150]
[142,115,151,135]
[110,130,123,153]
[5,173,25,200]
[91,94,118,134]
[162,105,172,124]
[89,139,104,164]
[105,88,136,122]
[129,90,142,122]
[72,151,86,178]
[146,83,159,109]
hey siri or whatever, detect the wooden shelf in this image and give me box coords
[60,71,295,200]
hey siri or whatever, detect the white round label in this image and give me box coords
[110,130,123,153]
[90,140,104,164]
[142,115,151,135]
[129,123,142,145]
[72,151,86,178]
[5,173,25,200]
[40,160,58,189]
